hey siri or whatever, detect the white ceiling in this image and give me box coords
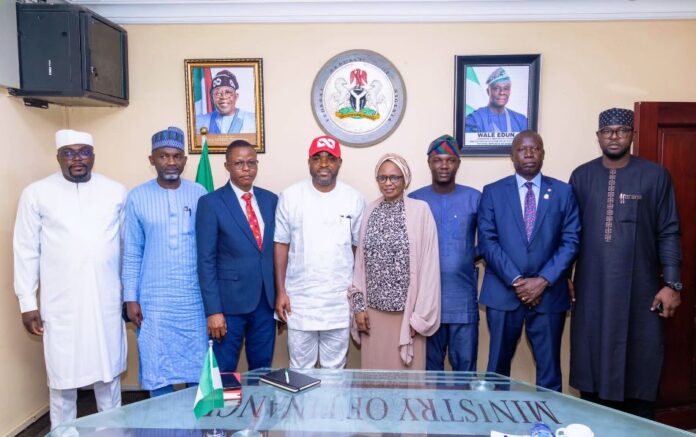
[68,0,696,24]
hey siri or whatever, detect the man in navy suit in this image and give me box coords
[477,130,580,391]
[196,140,278,371]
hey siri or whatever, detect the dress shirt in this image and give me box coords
[515,172,542,213]
[229,181,265,236]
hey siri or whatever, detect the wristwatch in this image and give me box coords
[665,281,683,292]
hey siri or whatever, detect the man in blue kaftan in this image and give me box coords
[122,126,208,397]
[409,135,481,371]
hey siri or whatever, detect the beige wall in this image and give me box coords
[3,18,696,435]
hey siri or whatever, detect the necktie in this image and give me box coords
[242,192,263,250]
[523,181,536,241]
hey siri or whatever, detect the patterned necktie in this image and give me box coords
[242,192,263,250]
[523,181,536,241]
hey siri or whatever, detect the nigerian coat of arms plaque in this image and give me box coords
[311,50,406,147]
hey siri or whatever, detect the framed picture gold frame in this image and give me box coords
[185,58,265,154]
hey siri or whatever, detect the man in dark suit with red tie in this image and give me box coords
[477,130,580,391]
[196,140,278,371]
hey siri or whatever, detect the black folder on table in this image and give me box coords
[259,369,321,393]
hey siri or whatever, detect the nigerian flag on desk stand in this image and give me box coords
[193,340,224,419]
[196,133,214,193]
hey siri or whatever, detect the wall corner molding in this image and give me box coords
[69,0,696,25]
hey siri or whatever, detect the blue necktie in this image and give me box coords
[524,182,536,240]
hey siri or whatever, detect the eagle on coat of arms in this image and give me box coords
[331,68,384,120]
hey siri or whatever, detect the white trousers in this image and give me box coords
[49,378,122,430]
[287,328,349,369]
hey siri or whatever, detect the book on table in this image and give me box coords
[221,372,242,401]
[260,368,321,393]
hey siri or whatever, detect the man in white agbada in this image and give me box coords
[274,135,364,369]
[13,129,127,430]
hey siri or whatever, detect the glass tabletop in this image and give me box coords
[49,369,694,436]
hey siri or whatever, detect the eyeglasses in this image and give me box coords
[598,127,633,138]
[230,160,258,169]
[213,90,236,98]
[376,175,404,184]
[60,148,93,159]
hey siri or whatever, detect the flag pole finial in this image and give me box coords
[200,127,208,136]
[208,339,213,348]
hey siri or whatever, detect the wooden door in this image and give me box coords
[634,102,696,428]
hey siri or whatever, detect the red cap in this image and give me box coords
[308,135,341,158]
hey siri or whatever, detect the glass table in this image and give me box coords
[50,369,694,436]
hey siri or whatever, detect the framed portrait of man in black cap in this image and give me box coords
[454,54,540,156]
[185,59,265,154]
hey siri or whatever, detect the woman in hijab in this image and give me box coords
[349,153,441,370]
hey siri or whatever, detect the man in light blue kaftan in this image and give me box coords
[122,127,208,397]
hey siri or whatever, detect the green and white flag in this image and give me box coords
[193,340,224,419]
[465,66,489,116]
[195,134,214,193]
[193,67,213,115]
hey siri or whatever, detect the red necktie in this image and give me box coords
[242,192,263,250]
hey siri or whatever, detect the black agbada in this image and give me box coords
[569,156,682,402]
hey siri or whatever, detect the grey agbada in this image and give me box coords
[568,120,682,401]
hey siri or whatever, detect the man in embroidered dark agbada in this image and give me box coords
[569,108,682,419]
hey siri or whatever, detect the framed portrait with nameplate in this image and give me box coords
[185,58,265,154]
[454,54,541,156]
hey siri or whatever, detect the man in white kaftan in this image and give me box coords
[13,129,127,430]
[274,136,364,369]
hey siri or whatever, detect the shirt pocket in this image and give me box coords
[616,199,638,223]
[183,206,194,235]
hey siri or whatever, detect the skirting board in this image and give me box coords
[7,385,142,436]
[7,404,49,437]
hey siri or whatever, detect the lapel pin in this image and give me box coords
[543,193,550,200]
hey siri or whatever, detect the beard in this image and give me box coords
[65,167,92,183]
[162,173,180,181]
[67,173,91,182]
[602,145,630,160]
[312,173,337,187]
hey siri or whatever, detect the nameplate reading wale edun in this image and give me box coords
[260,369,321,393]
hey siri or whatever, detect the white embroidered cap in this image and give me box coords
[55,129,94,149]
